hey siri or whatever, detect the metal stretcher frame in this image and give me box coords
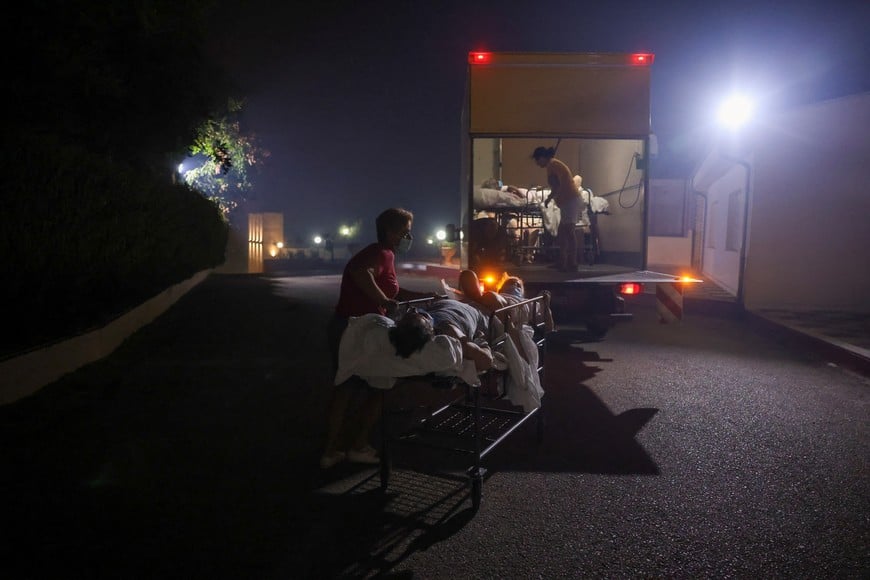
[378,295,549,511]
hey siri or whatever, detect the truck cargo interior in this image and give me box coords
[467,136,647,275]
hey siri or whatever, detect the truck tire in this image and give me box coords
[584,316,610,340]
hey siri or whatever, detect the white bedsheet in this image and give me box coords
[335,314,477,390]
[334,312,545,409]
[501,325,544,412]
[473,186,546,208]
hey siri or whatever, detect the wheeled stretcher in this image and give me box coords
[378,296,549,511]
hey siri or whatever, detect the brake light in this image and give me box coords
[469,52,492,65]
[630,53,654,66]
[619,283,643,295]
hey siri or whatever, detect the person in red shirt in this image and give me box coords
[321,207,435,469]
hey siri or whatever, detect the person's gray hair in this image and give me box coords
[388,312,433,358]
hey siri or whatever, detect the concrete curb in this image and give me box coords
[0,269,213,405]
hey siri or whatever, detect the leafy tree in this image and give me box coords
[181,99,269,222]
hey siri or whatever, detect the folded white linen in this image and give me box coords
[501,325,544,412]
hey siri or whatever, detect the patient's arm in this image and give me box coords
[538,291,556,333]
[437,322,493,372]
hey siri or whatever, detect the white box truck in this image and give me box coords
[449,51,695,336]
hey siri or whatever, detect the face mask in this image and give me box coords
[397,237,412,254]
[502,281,524,298]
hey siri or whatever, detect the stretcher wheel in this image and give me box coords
[471,477,482,511]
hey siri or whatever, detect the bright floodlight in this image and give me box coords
[313,235,322,244]
[435,230,447,241]
[718,96,753,129]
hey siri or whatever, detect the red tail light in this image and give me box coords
[630,53,654,66]
[469,52,492,65]
[619,283,643,295]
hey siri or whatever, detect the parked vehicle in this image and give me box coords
[448,51,692,337]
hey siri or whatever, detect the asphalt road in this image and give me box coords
[1,272,867,579]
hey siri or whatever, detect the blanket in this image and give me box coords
[473,186,547,208]
[501,325,544,412]
[335,314,477,389]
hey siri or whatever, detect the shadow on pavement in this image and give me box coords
[0,274,659,578]
[0,274,476,578]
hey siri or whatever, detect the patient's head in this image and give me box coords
[389,308,434,358]
[498,275,525,298]
[458,269,484,300]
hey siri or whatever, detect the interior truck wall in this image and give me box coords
[580,139,644,258]
[500,139,583,187]
[473,139,499,186]
[743,93,870,312]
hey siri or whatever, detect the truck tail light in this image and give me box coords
[619,283,643,295]
[469,52,492,65]
[630,53,654,65]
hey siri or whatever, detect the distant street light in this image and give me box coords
[313,235,323,245]
[435,229,447,241]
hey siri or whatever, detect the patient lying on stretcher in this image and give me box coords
[336,297,545,411]
[452,269,556,333]
[334,299,495,391]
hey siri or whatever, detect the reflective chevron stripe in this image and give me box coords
[656,283,683,323]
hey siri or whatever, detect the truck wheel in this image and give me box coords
[585,317,609,340]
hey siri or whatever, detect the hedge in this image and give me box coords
[0,134,228,357]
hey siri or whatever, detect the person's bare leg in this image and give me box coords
[323,382,353,456]
[566,225,578,270]
[557,224,572,270]
[349,390,383,452]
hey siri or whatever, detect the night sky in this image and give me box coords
[204,0,869,243]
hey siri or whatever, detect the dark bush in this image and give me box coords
[0,134,228,357]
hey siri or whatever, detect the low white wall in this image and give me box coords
[0,269,212,405]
